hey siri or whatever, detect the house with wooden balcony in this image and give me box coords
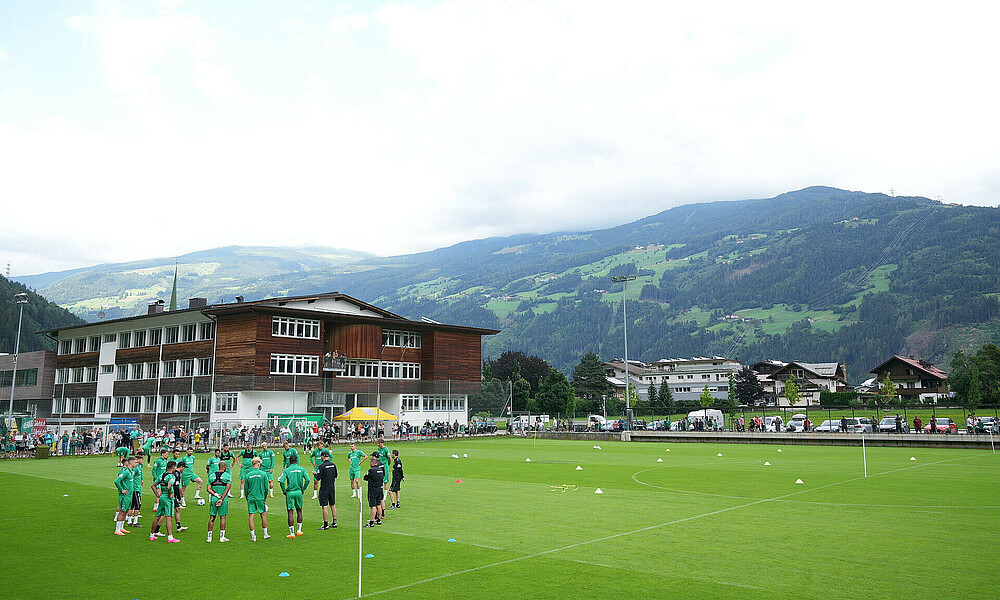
[768,361,849,406]
[869,355,948,403]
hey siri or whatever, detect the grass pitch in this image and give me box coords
[1,438,997,599]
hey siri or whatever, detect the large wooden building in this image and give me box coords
[44,293,497,430]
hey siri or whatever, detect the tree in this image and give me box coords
[733,366,764,406]
[537,368,576,416]
[646,382,658,408]
[572,351,609,402]
[487,351,550,397]
[718,373,738,414]
[784,375,800,407]
[510,363,531,412]
[875,373,898,417]
[698,385,714,419]
[657,383,675,413]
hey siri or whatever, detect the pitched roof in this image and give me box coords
[795,362,842,377]
[870,355,947,380]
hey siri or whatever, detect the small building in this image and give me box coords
[604,356,742,404]
[768,361,849,406]
[869,356,948,403]
[750,359,787,404]
[0,350,57,418]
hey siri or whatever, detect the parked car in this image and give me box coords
[763,416,783,432]
[814,420,841,433]
[977,416,1000,434]
[924,417,958,434]
[629,420,648,430]
[878,416,910,433]
[850,417,875,433]
[785,414,809,432]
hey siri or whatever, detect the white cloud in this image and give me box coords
[2,0,999,276]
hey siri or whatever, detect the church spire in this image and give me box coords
[168,262,178,311]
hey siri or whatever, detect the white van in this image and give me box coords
[687,409,725,429]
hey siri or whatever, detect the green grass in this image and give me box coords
[1,438,997,599]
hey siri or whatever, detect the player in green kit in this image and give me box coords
[115,444,131,467]
[238,443,256,498]
[218,444,235,497]
[309,441,332,499]
[244,457,270,541]
[128,453,144,527]
[278,455,310,538]
[205,460,232,543]
[150,460,180,543]
[141,436,154,464]
[347,442,368,498]
[281,441,299,472]
[179,447,204,505]
[375,438,391,516]
[113,456,136,535]
[152,449,169,482]
[258,442,276,498]
[205,448,221,479]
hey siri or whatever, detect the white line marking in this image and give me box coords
[346,452,995,599]
[573,559,613,568]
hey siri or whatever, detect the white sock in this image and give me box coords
[115,521,123,532]
[207,531,213,540]
[251,532,257,540]
[297,522,302,533]
[263,527,268,536]
[289,526,295,535]
[168,535,176,541]
[220,529,225,538]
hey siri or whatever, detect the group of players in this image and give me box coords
[112,437,405,543]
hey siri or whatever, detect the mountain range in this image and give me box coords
[15,187,1000,382]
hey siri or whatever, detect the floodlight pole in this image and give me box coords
[611,276,635,430]
[7,293,28,420]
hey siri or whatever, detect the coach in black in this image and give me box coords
[315,451,338,529]
[362,453,385,528]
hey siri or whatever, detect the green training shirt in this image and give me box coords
[181,453,196,471]
[240,450,256,471]
[310,447,329,466]
[243,468,269,501]
[206,456,221,474]
[258,449,275,471]
[278,464,310,494]
[282,448,299,470]
[348,449,366,470]
[209,470,232,495]
[114,467,133,494]
[152,457,168,481]
[131,464,143,491]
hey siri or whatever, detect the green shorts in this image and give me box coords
[284,491,303,511]
[115,447,130,457]
[349,467,361,480]
[383,471,391,485]
[118,492,133,512]
[240,468,252,481]
[266,470,273,481]
[181,470,199,486]
[208,498,229,517]
[247,499,267,514]
[156,496,174,517]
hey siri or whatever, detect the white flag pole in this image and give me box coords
[358,493,363,597]
[862,433,868,478]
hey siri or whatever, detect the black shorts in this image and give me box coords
[367,489,383,508]
[390,477,402,493]
[131,492,142,510]
[173,485,182,500]
[318,488,336,507]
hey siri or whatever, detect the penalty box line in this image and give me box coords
[349,452,993,599]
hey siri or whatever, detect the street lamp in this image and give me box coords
[8,293,29,420]
[610,275,635,430]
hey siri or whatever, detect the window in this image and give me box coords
[74,338,86,353]
[131,363,144,380]
[146,362,159,379]
[197,357,213,376]
[56,368,69,384]
[148,328,162,345]
[88,336,101,352]
[103,333,117,344]
[199,322,215,340]
[382,329,421,348]
[101,364,113,374]
[118,331,131,349]
[69,397,81,413]
[59,340,71,355]
[180,359,195,377]
[72,367,85,383]
[84,397,96,413]
[215,392,238,413]
[176,395,191,412]
[341,360,420,379]
[133,329,146,347]
[181,323,197,342]
[116,365,128,380]
[128,395,141,413]
[163,360,177,378]
[52,397,66,413]
[165,326,179,344]
[271,317,320,339]
[402,394,421,411]
[86,367,98,382]
[702,374,711,379]
[0,369,38,387]
[114,397,126,413]
[161,395,175,412]
[143,396,156,413]
[196,394,210,412]
[99,396,111,413]
[269,354,319,375]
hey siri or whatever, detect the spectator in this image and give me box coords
[914,416,922,433]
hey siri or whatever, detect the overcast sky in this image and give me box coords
[2,1,999,276]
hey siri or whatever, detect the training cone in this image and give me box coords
[62,494,69,497]
[576,465,583,470]
[764,461,771,466]
[777,449,782,453]
[717,453,723,457]
[525,458,531,462]
[656,458,663,462]
[279,572,290,577]
[447,538,456,542]
[665,448,670,452]
[594,488,604,494]
[365,554,374,558]
[795,479,804,484]
[910,457,916,461]
[455,478,462,483]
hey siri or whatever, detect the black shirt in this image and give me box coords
[363,464,384,491]
[392,458,403,480]
[315,460,338,490]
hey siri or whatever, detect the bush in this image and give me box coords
[819,391,859,407]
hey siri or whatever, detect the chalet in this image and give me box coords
[604,357,742,404]
[768,361,849,406]
[869,356,948,403]
[43,293,497,430]
[750,359,786,404]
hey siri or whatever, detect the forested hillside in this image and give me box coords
[19,187,1000,381]
[0,277,85,353]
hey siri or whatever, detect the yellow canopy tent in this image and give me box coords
[332,406,398,421]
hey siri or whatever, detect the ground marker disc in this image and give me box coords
[795,479,804,484]
[595,488,603,494]
[279,572,290,577]
[656,458,663,462]
[365,554,374,558]
[910,457,916,461]
[525,458,531,462]
[777,449,782,452]
[451,454,459,458]
[764,462,771,466]
[576,465,583,470]
[455,478,462,483]
[447,538,456,542]
[717,453,723,457]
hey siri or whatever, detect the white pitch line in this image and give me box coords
[573,559,613,568]
[347,452,995,599]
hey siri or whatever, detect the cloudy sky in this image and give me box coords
[2,1,999,276]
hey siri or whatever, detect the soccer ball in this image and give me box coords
[197,498,206,506]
